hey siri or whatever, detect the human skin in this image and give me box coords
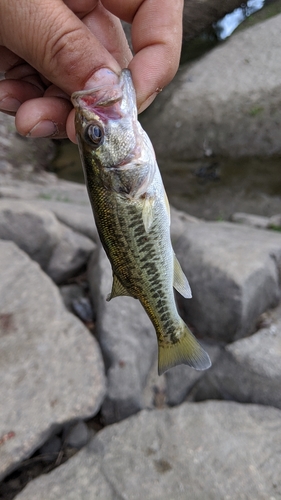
[0,0,183,143]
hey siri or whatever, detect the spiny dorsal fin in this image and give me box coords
[173,254,192,299]
[106,274,132,301]
[142,195,155,233]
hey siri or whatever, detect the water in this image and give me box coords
[215,0,265,39]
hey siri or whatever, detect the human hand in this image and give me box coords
[0,0,183,143]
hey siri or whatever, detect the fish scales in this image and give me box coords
[72,69,211,375]
[89,167,179,344]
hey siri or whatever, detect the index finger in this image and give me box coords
[102,0,184,112]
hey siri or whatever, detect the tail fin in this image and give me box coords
[158,321,211,376]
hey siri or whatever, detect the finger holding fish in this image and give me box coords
[0,0,183,140]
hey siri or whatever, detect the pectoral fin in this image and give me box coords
[107,274,132,301]
[142,196,155,233]
[173,254,192,299]
[164,189,171,226]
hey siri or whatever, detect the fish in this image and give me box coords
[71,69,211,375]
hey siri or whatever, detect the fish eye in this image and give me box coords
[86,124,103,147]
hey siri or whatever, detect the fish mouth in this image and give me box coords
[71,85,122,108]
[71,69,136,123]
[71,68,122,105]
[71,87,123,122]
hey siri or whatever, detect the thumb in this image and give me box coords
[0,0,122,94]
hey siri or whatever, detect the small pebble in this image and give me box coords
[64,421,90,449]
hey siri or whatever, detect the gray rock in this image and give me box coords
[34,199,98,242]
[171,215,281,342]
[15,401,281,500]
[0,199,61,269]
[231,212,270,229]
[194,317,281,409]
[0,241,105,480]
[64,421,90,449]
[142,14,281,159]
[46,223,96,284]
[88,246,157,424]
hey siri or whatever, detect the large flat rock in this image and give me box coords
[142,14,281,159]
[0,241,105,480]
[15,401,281,500]
[171,214,281,342]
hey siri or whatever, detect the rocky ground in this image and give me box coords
[141,13,281,160]
[0,116,281,499]
[1,10,281,498]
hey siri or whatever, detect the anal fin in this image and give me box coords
[173,254,192,299]
[106,274,133,301]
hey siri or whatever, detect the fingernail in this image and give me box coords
[27,120,58,138]
[84,68,120,90]
[0,97,21,113]
[138,93,158,114]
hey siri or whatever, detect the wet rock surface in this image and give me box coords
[15,401,281,500]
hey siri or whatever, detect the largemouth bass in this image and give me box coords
[71,69,211,375]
